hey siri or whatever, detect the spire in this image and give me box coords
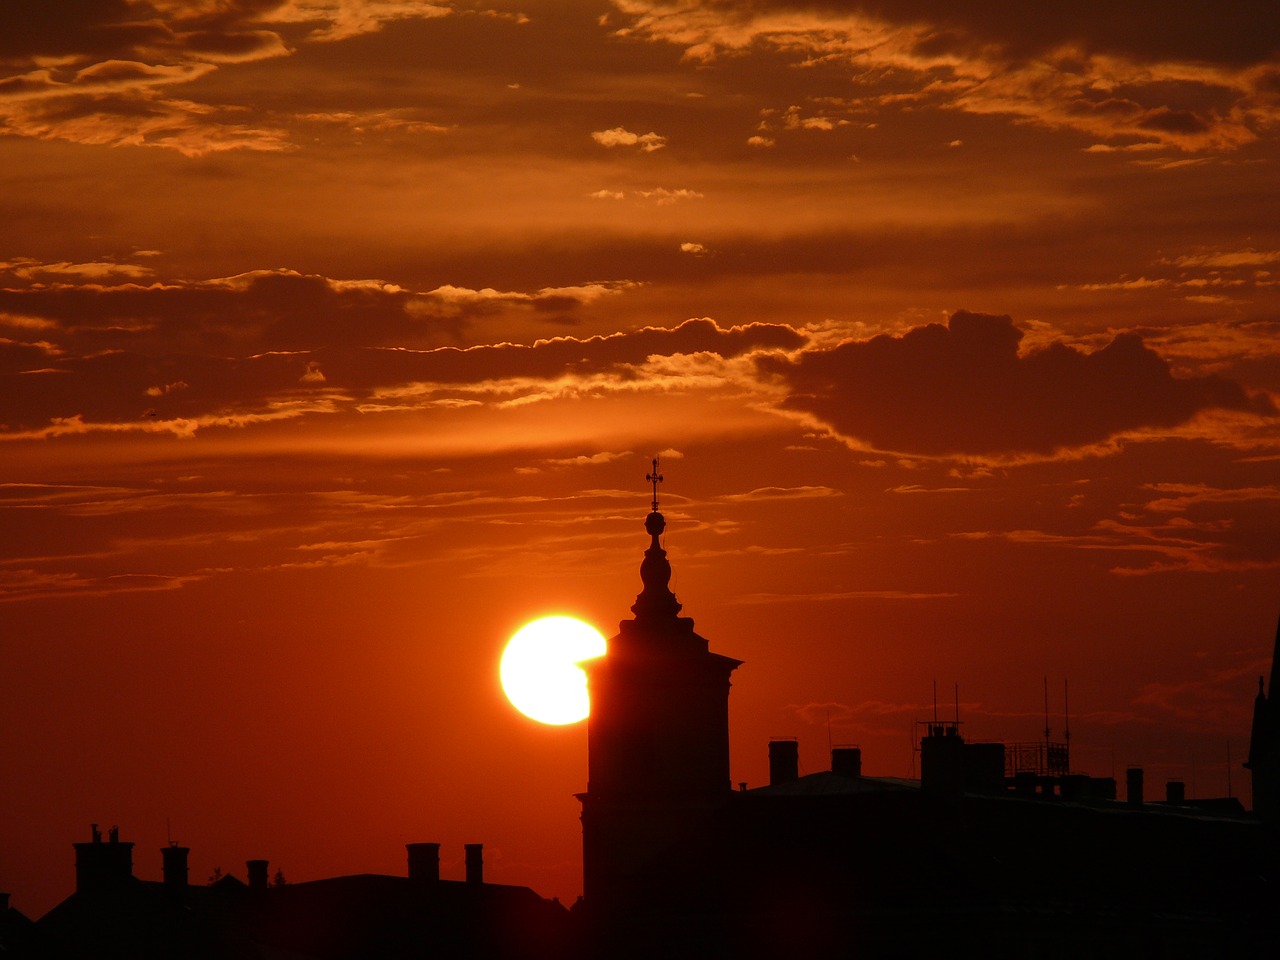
[631,457,682,622]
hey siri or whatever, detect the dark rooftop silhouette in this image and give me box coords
[4,462,1277,959]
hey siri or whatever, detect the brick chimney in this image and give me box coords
[1126,767,1144,806]
[464,844,484,884]
[247,859,269,892]
[768,739,799,785]
[161,845,189,890]
[831,746,862,778]
[74,824,134,894]
[407,843,441,882]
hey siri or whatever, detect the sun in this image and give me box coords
[501,616,607,725]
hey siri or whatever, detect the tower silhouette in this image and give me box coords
[1246,612,1280,822]
[577,461,741,911]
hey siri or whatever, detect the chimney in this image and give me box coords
[768,739,799,785]
[464,844,484,884]
[161,845,189,889]
[246,859,269,892]
[407,843,441,882]
[1166,780,1186,805]
[74,824,134,894]
[919,722,964,802]
[831,746,862,778]
[1126,767,1144,806]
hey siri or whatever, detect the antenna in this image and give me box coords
[1227,741,1233,798]
[954,683,960,724]
[646,457,663,512]
[932,679,938,723]
[826,708,832,754]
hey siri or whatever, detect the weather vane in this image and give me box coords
[646,457,663,513]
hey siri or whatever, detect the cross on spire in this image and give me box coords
[646,457,663,513]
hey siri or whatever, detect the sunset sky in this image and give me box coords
[3,0,1280,915]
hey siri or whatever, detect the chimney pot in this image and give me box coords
[1166,780,1186,805]
[768,739,799,785]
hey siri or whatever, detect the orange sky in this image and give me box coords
[3,0,1279,916]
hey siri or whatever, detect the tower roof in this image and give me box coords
[630,457,682,624]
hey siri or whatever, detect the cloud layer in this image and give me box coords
[759,311,1274,457]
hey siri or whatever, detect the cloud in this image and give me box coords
[299,361,326,384]
[540,452,631,468]
[757,311,1273,458]
[591,126,667,151]
[410,280,641,320]
[589,188,702,205]
[679,242,708,255]
[1,258,155,282]
[0,1,459,154]
[0,270,806,436]
[609,1,1279,152]
[297,109,451,136]
[0,2,295,154]
[718,485,843,503]
[271,1,454,42]
[1165,249,1280,270]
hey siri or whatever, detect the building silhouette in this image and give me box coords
[577,497,741,915]
[16,831,571,960]
[1246,615,1280,822]
[571,476,1279,958]
[4,471,1279,958]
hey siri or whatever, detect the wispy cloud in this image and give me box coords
[590,126,667,151]
[610,1,1278,153]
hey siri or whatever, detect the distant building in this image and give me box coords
[18,831,570,959]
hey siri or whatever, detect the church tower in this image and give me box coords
[578,460,742,910]
[1245,612,1280,822]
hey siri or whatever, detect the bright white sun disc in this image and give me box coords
[501,616,607,725]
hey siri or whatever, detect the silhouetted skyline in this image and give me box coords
[3,1,1279,919]
[5,504,1277,959]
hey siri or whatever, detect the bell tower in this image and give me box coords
[578,459,742,910]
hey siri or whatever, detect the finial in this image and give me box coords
[646,457,663,513]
